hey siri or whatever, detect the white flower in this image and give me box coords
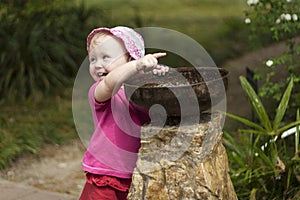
[266,59,274,67]
[280,13,293,21]
[245,18,251,24]
[286,0,291,2]
[276,18,281,24]
[281,13,286,20]
[285,13,292,21]
[292,14,298,21]
[247,0,259,5]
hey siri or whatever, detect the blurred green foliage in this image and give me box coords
[0,0,249,102]
[0,0,109,169]
[0,89,76,169]
[0,0,108,102]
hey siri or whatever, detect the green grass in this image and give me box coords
[79,0,249,65]
[84,0,246,40]
[0,89,76,169]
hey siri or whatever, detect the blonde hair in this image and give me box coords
[89,32,111,52]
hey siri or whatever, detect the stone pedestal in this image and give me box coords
[128,114,237,200]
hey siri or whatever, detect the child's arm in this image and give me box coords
[94,53,167,102]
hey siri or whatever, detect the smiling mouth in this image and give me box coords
[97,72,108,77]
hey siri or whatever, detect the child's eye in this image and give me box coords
[89,57,96,63]
[103,55,110,60]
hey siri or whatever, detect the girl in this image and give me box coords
[79,26,168,200]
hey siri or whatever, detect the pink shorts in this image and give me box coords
[79,173,132,200]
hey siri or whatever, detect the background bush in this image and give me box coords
[0,89,78,169]
[0,0,110,169]
[224,77,300,199]
[0,0,109,102]
[245,0,300,119]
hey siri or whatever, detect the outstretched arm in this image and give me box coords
[94,53,167,102]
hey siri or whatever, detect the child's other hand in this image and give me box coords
[152,64,169,76]
[136,52,167,74]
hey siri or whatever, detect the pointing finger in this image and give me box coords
[152,52,167,59]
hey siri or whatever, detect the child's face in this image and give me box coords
[89,34,129,81]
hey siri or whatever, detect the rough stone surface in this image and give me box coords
[128,114,237,200]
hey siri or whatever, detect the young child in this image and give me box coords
[79,26,169,200]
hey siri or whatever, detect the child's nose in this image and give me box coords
[95,65,102,70]
[94,61,103,69]
[95,60,107,70]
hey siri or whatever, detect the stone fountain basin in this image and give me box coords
[124,67,229,118]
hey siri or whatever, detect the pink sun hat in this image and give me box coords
[86,26,145,60]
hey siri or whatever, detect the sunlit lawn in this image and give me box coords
[77,0,248,65]
[80,0,246,45]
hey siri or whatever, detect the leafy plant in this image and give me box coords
[244,0,300,119]
[0,89,77,169]
[223,76,300,199]
[0,0,108,102]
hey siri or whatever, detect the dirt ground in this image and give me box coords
[0,140,86,198]
[0,40,291,197]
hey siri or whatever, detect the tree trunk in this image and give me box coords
[128,114,237,200]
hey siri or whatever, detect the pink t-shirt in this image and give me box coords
[82,81,149,178]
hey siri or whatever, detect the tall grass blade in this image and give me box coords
[222,111,265,131]
[273,78,294,130]
[239,76,272,131]
[223,132,244,159]
[238,129,268,135]
[254,147,275,169]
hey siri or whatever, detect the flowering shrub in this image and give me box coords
[244,0,300,116]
